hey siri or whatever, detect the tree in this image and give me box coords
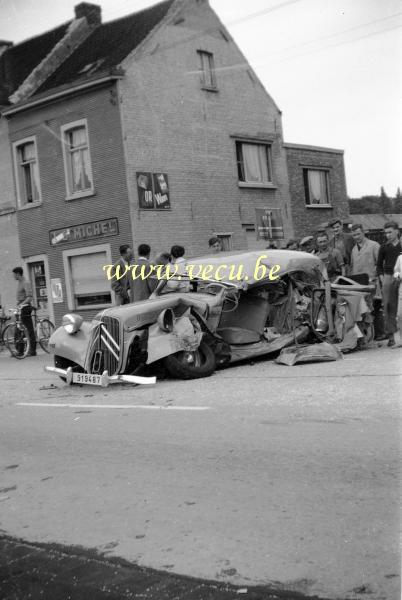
[396,187,401,199]
[380,186,388,199]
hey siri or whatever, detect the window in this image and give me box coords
[214,233,232,251]
[63,245,112,310]
[61,120,94,198]
[236,142,272,185]
[303,169,330,206]
[197,50,217,90]
[13,137,41,207]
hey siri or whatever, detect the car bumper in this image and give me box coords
[44,366,156,387]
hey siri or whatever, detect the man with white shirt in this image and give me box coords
[392,251,402,348]
[350,224,379,284]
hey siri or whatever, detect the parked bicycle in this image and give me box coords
[2,306,55,358]
[0,312,11,353]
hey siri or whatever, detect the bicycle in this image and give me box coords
[2,306,55,358]
[0,312,11,352]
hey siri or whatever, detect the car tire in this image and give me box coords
[162,341,216,380]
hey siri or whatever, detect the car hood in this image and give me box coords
[94,293,214,330]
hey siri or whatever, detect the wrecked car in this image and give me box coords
[45,250,375,384]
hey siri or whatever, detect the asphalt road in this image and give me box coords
[0,345,400,600]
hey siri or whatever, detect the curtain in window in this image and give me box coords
[68,128,92,192]
[21,142,35,161]
[308,170,325,204]
[31,162,40,201]
[242,144,269,182]
[70,252,108,296]
[71,151,83,190]
[70,127,86,148]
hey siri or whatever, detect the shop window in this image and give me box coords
[61,119,94,199]
[303,169,331,206]
[197,50,217,90]
[63,245,112,310]
[29,261,48,313]
[13,137,42,207]
[236,142,272,185]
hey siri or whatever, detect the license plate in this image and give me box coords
[72,373,102,385]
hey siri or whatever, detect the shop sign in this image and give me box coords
[49,218,119,246]
[255,208,284,240]
[137,172,170,210]
[50,278,63,303]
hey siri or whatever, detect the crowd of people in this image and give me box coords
[111,218,402,349]
[282,217,402,348]
[5,217,401,358]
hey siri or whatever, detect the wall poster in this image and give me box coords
[137,172,170,210]
[255,208,284,240]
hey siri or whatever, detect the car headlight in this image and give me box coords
[157,308,174,332]
[62,313,83,334]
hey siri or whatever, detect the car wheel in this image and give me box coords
[162,341,216,380]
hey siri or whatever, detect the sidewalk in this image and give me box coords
[0,536,327,600]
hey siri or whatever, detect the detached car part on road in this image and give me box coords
[45,250,375,384]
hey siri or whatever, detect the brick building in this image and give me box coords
[284,143,350,239]
[0,0,349,324]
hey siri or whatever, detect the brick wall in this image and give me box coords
[119,0,293,257]
[0,118,22,309]
[285,143,350,240]
[6,84,132,324]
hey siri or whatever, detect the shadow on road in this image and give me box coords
[0,535,330,600]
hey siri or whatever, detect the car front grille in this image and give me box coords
[90,316,121,376]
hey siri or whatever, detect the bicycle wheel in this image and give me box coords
[37,319,55,353]
[3,322,30,359]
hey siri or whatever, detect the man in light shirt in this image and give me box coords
[393,252,402,348]
[350,224,379,284]
[12,266,36,356]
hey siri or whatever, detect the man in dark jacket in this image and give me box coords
[130,244,154,302]
[13,266,36,356]
[111,244,134,305]
[377,221,402,346]
[329,218,354,273]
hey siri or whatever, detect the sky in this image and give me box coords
[0,0,400,197]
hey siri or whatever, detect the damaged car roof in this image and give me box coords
[187,250,323,288]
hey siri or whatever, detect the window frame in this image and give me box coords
[12,136,43,209]
[197,50,217,91]
[303,167,332,208]
[214,232,233,251]
[235,140,274,188]
[63,243,113,311]
[60,118,95,200]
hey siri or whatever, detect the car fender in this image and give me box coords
[48,321,93,369]
[146,314,203,364]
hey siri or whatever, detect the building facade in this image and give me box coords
[1,0,350,324]
[285,143,350,239]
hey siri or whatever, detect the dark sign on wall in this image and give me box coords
[255,208,284,240]
[49,218,119,246]
[137,172,170,210]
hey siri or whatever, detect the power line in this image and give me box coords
[183,13,402,76]
[270,21,402,65]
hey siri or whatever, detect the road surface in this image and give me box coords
[0,345,400,599]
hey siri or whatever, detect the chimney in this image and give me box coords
[0,40,13,58]
[74,3,101,26]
